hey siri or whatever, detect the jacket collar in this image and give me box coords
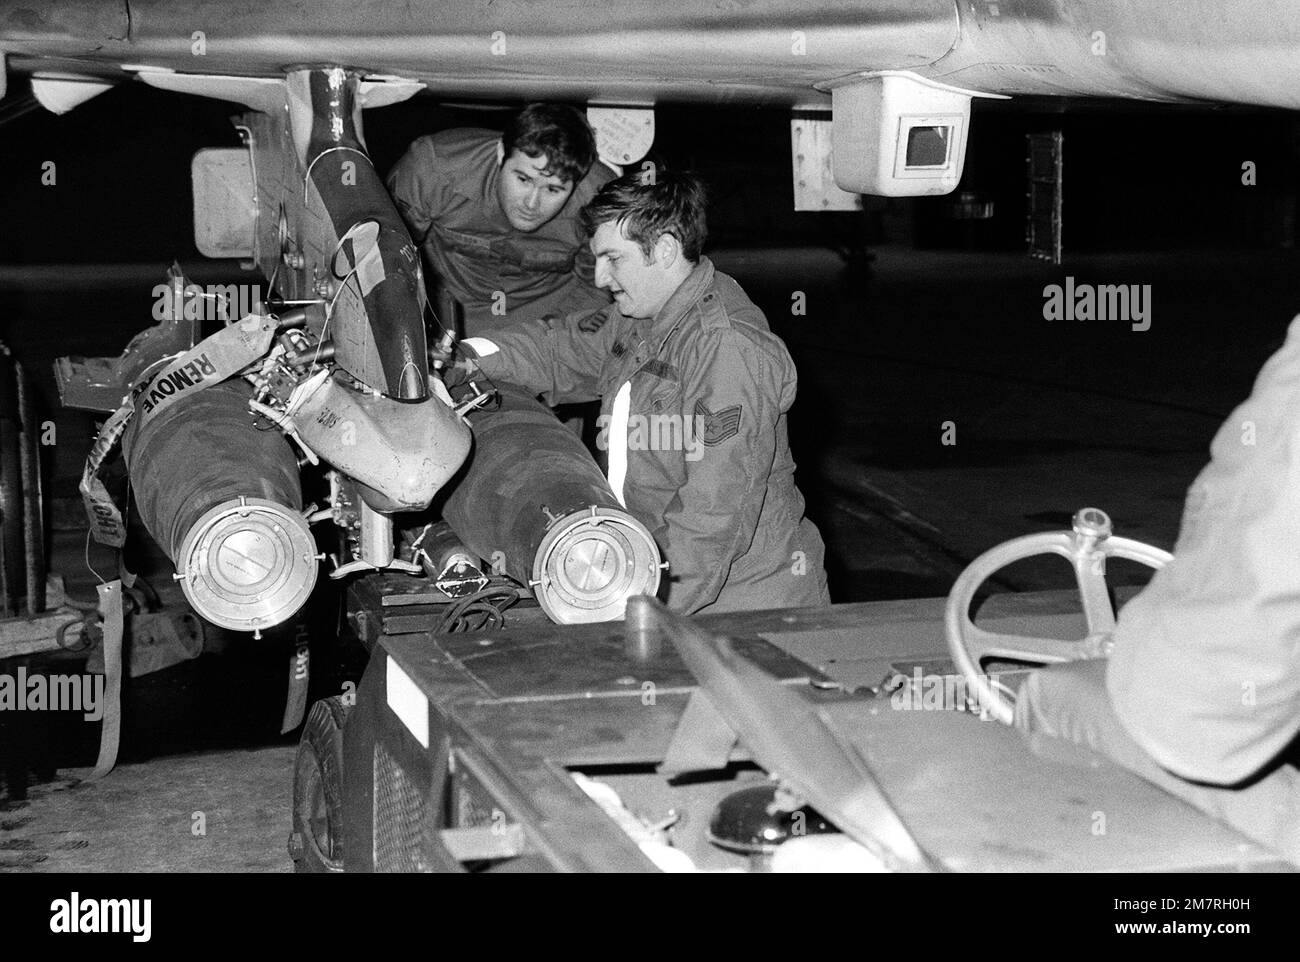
[637,256,715,350]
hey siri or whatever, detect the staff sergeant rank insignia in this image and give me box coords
[694,399,742,445]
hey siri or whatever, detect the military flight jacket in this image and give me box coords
[464,257,830,615]
[386,129,613,335]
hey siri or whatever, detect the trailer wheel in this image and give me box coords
[290,696,349,873]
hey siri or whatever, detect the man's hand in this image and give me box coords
[441,356,479,391]
[428,337,477,388]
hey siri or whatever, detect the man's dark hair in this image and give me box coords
[502,103,598,185]
[580,171,708,262]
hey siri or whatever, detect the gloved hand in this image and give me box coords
[429,338,478,391]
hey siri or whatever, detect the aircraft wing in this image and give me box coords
[1,0,954,107]
[4,0,1300,110]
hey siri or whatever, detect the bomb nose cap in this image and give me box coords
[177,497,318,633]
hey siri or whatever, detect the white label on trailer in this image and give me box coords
[386,657,429,748]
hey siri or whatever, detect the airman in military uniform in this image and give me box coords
[461,173,829,615]
[387,103,614,336]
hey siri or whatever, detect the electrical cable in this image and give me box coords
[436,585,522,634]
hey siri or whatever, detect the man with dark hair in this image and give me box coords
[387,103,614,336]
[459,172,830,615]
[580,172,710,263]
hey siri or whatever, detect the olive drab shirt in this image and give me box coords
[463,257,831,616]
[386,128,614,336]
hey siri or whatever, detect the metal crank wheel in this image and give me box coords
[944,507,1171,725]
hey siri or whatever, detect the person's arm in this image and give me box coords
[462,306,619,406]
[1108,317,1300,785]
[385,136,448,245]
[656,327,787,614]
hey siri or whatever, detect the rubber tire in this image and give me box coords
[290,696,350,873]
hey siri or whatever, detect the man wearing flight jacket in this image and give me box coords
[459,173,829,615]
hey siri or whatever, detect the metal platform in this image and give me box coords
[345,590,1292,872]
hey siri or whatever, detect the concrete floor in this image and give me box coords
[3,243,1298,871]
[1,749,294,872]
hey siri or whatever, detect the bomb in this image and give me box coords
[442,384,661,623]
[123,379,318,635]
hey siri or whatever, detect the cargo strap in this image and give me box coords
[67,580,124,782]
[79,315,278,546]
[78,403,134,548]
